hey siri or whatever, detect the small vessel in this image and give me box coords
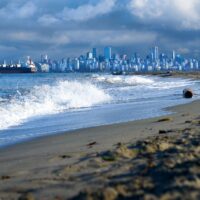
[112,71,123,75]
[0,57,37,74]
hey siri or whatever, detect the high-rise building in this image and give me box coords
[92,48,97,59]
[74,58,80,71]
[114,53,120,60]
[41,54,48,63]
[172,50,176,61]
[104,47,112,60]
[87,52,93,59]
[154,46,159,61]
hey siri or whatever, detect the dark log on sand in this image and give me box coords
[183,89,193,98]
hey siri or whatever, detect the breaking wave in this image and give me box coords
[0,80,111,130]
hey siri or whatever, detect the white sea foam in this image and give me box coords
[123,76,154,85]
[93,75,193,90]
[0,75,195,131]
[148,80,194,90]
[0,80,111,130]
[93,75,154,85]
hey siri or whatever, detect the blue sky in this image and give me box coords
[0,0,200,60]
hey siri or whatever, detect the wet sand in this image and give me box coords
[0,100,200,199]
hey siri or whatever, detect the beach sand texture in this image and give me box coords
[0,100,200,199]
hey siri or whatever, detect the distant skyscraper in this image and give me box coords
[41,54,44,63]
[114,53,120,60]
[122,54,127,60]
[41,54,48,63]
[150,52,154,61]
[154,46,159,61]
[172,50,176,61]
[74,58,80,71]
[87,52,93,59]
[92,48,97,59]
[104,47,112,60]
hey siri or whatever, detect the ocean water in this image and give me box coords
[0,73,199,147]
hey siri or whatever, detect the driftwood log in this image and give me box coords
[183,89,193,98]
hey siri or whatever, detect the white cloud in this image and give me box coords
[0,1,37,19]
[4,30,155,47]
[0,31,70,45]
[129,0,200,30]
[130,0,162,18]
[18,1,37,18]
[0,45,17,51]
[38,15,59,26]
[61,0,116,21]
[37,0,116,25]
[48,30,157,47]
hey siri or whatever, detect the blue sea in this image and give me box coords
[0,73,199,147]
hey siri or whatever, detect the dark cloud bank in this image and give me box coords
[0,0,200,60]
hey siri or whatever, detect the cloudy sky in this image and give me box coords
[0,0,200,60]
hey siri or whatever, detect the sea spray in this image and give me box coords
[0,80,111,130]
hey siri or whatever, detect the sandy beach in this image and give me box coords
[0,99,200,199]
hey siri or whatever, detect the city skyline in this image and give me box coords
[1,45,198,74]
[0,45,199,63]
[37,46,199,73]
[0,0,200,60]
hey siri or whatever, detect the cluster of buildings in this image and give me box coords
[37,46,199,73]
[1,46,200,73]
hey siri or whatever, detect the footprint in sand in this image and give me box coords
[1,175,11,180]
[86,141,98,148]
[157,117,173,123]
[48,154,72,163]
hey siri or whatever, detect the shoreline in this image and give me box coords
[0,98,200,199]
[133,71,200,78]
[0,72,197,149]
[0,95,195,150]
[0,97,194,151]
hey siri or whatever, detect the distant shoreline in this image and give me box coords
[129,71,200,78]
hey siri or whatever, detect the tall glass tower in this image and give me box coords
[154,46,159,61]
[92,48,97,59]
[172,50,176,61]
[104,47,112,60]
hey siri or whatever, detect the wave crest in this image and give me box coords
[0,80,111,130]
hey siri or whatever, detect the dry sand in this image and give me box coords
[0,99,200,199]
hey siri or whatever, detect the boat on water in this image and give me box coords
[112,71,123,75]
[0,57,37,74]
[112,70,128,75]
[0,66,36,73]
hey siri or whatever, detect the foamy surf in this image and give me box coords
[0,80,111,130]
[92,74,195,90]
[92,75,154,85]
[147,79,195,90]
[0,73,199,148]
